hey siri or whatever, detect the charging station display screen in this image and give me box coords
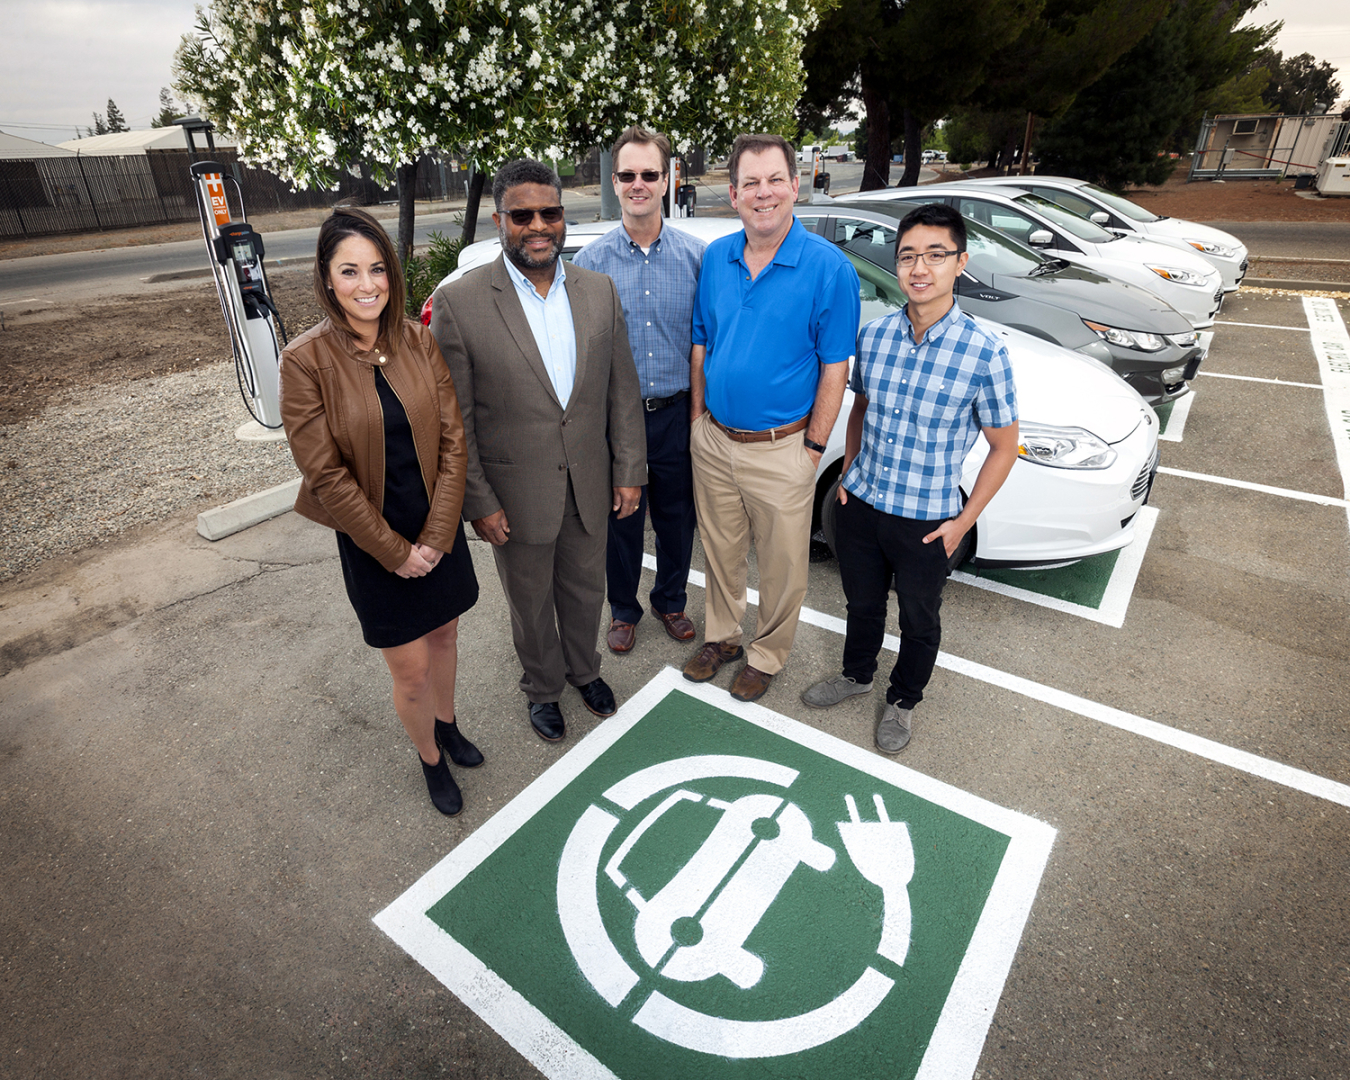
[232,240,256,264]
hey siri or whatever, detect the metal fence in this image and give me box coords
[0,143,700,239]
[0,150,481,239]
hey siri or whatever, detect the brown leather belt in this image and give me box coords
[707,412,810,444]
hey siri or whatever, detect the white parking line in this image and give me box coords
[1155,466,1350,509]
[1158,390,1195,443]
[644,554,1350,808]
[1198,371,1323,389]
[1303,296,1350,530]
[949,507,1157,628]
[1213,320,1311,332]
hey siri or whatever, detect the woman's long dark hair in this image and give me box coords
[313,206,406,350]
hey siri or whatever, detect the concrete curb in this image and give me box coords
[1242,277,1350,293]
[196,477,301,541]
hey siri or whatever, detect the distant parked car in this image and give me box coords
[849,181,1227,328]
[798,200,1205,404]
[972,175,1248,292]
[427,217,1161,569]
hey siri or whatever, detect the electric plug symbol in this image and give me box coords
[837,793,914,966]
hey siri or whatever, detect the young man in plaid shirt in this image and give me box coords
[801,203,1020,753]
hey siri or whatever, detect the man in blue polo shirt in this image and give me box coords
[801,202,1019,753]
[573,126,705,655]
[682,132,861,703]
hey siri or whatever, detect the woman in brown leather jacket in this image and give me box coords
[280,207,480,817]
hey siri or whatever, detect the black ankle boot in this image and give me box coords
[420,749,463,816]
[435,716,484,768]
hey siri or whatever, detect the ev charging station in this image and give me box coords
[664,156,697,218]
[188,159,287,442]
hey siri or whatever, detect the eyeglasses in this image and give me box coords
[615,170,664,184]
[505,205,565,226]
[896,249,962,268]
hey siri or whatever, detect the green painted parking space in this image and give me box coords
[950,507,1158,627]
[376,669,1054,1080]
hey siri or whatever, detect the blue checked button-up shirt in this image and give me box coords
[842,301,1017,520]
[571,222,705,399]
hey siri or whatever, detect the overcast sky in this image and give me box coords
[1,0,1347,147]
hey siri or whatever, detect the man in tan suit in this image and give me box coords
[430,159,646,742]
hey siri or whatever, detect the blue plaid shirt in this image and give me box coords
[842,301,1017,520]
[571,222,705,399]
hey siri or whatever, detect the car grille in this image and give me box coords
[1133,442,1160,502]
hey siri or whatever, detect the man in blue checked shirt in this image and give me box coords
[801,203,1020,753]
[572,127,706,655]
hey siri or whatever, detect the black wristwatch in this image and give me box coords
[803,437,827,454]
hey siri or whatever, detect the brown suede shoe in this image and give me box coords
[606,619,636,653]
[652,609,696,641]
[682,641,744,682]
[730,664,773,703]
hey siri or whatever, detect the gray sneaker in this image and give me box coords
[800,674,874,709]
[875,703,912,753]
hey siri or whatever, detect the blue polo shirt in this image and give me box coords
[692,218,860,431]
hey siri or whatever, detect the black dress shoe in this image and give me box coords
[577,677,617,717]
[435,716,484,768]
[529,700,566,741]
[420,749,463,816]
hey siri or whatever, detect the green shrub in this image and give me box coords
[404,216,467,317]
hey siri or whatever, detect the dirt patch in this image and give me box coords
[0,271,325,426]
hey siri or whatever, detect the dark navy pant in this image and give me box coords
[607,399,697,625]
[835,495,952,708]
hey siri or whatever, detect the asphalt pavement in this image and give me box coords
[2,209,1350,1078]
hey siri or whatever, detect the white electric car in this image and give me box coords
[970,174,1249,292]
[426,215,1160,569]
[848,182,1227,328]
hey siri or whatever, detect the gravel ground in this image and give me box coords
[0,364,299,581]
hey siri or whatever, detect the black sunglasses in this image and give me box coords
[615,170,664,184]
[505,205,565,226]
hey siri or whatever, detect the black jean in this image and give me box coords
[835,495,951,708]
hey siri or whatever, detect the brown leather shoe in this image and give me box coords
[606,619,636,653]
[652,609,696,641]
[682,641,744,682]
[730,664,773,703]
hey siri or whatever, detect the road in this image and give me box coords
[1207,220,1350,260]
[0,162,883,311]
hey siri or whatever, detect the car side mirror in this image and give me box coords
[1089,211,1110,226]
[1027,229,1054,247]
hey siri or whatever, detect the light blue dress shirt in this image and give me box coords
[503,254,577,407]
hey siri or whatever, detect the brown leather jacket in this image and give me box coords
[280,317,467,572]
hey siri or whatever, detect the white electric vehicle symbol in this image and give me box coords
[556,754,916,1058]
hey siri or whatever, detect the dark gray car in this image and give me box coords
[798,200,1205,404]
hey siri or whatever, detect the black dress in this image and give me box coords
[337,367,478,648]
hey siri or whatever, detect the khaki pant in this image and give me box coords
[689,411,817,674]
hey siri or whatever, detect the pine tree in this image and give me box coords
[88,111,109,137]
[151,87,179,128]
[104,98,129,133]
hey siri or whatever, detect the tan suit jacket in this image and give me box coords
[430,256,646,545]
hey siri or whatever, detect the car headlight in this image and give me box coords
[1186,238,1237,258]
[1082,319,1167,352]
[1167,330,1198,347]
[1018,423,1117,469]
[1147,264,1210,287]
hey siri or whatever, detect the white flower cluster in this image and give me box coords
[173,0,827,186]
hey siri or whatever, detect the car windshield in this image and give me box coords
[1013,193,1117,241]
[963,218,1047,277]
[1079,183,1160,223]
[826,209,1048,281]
